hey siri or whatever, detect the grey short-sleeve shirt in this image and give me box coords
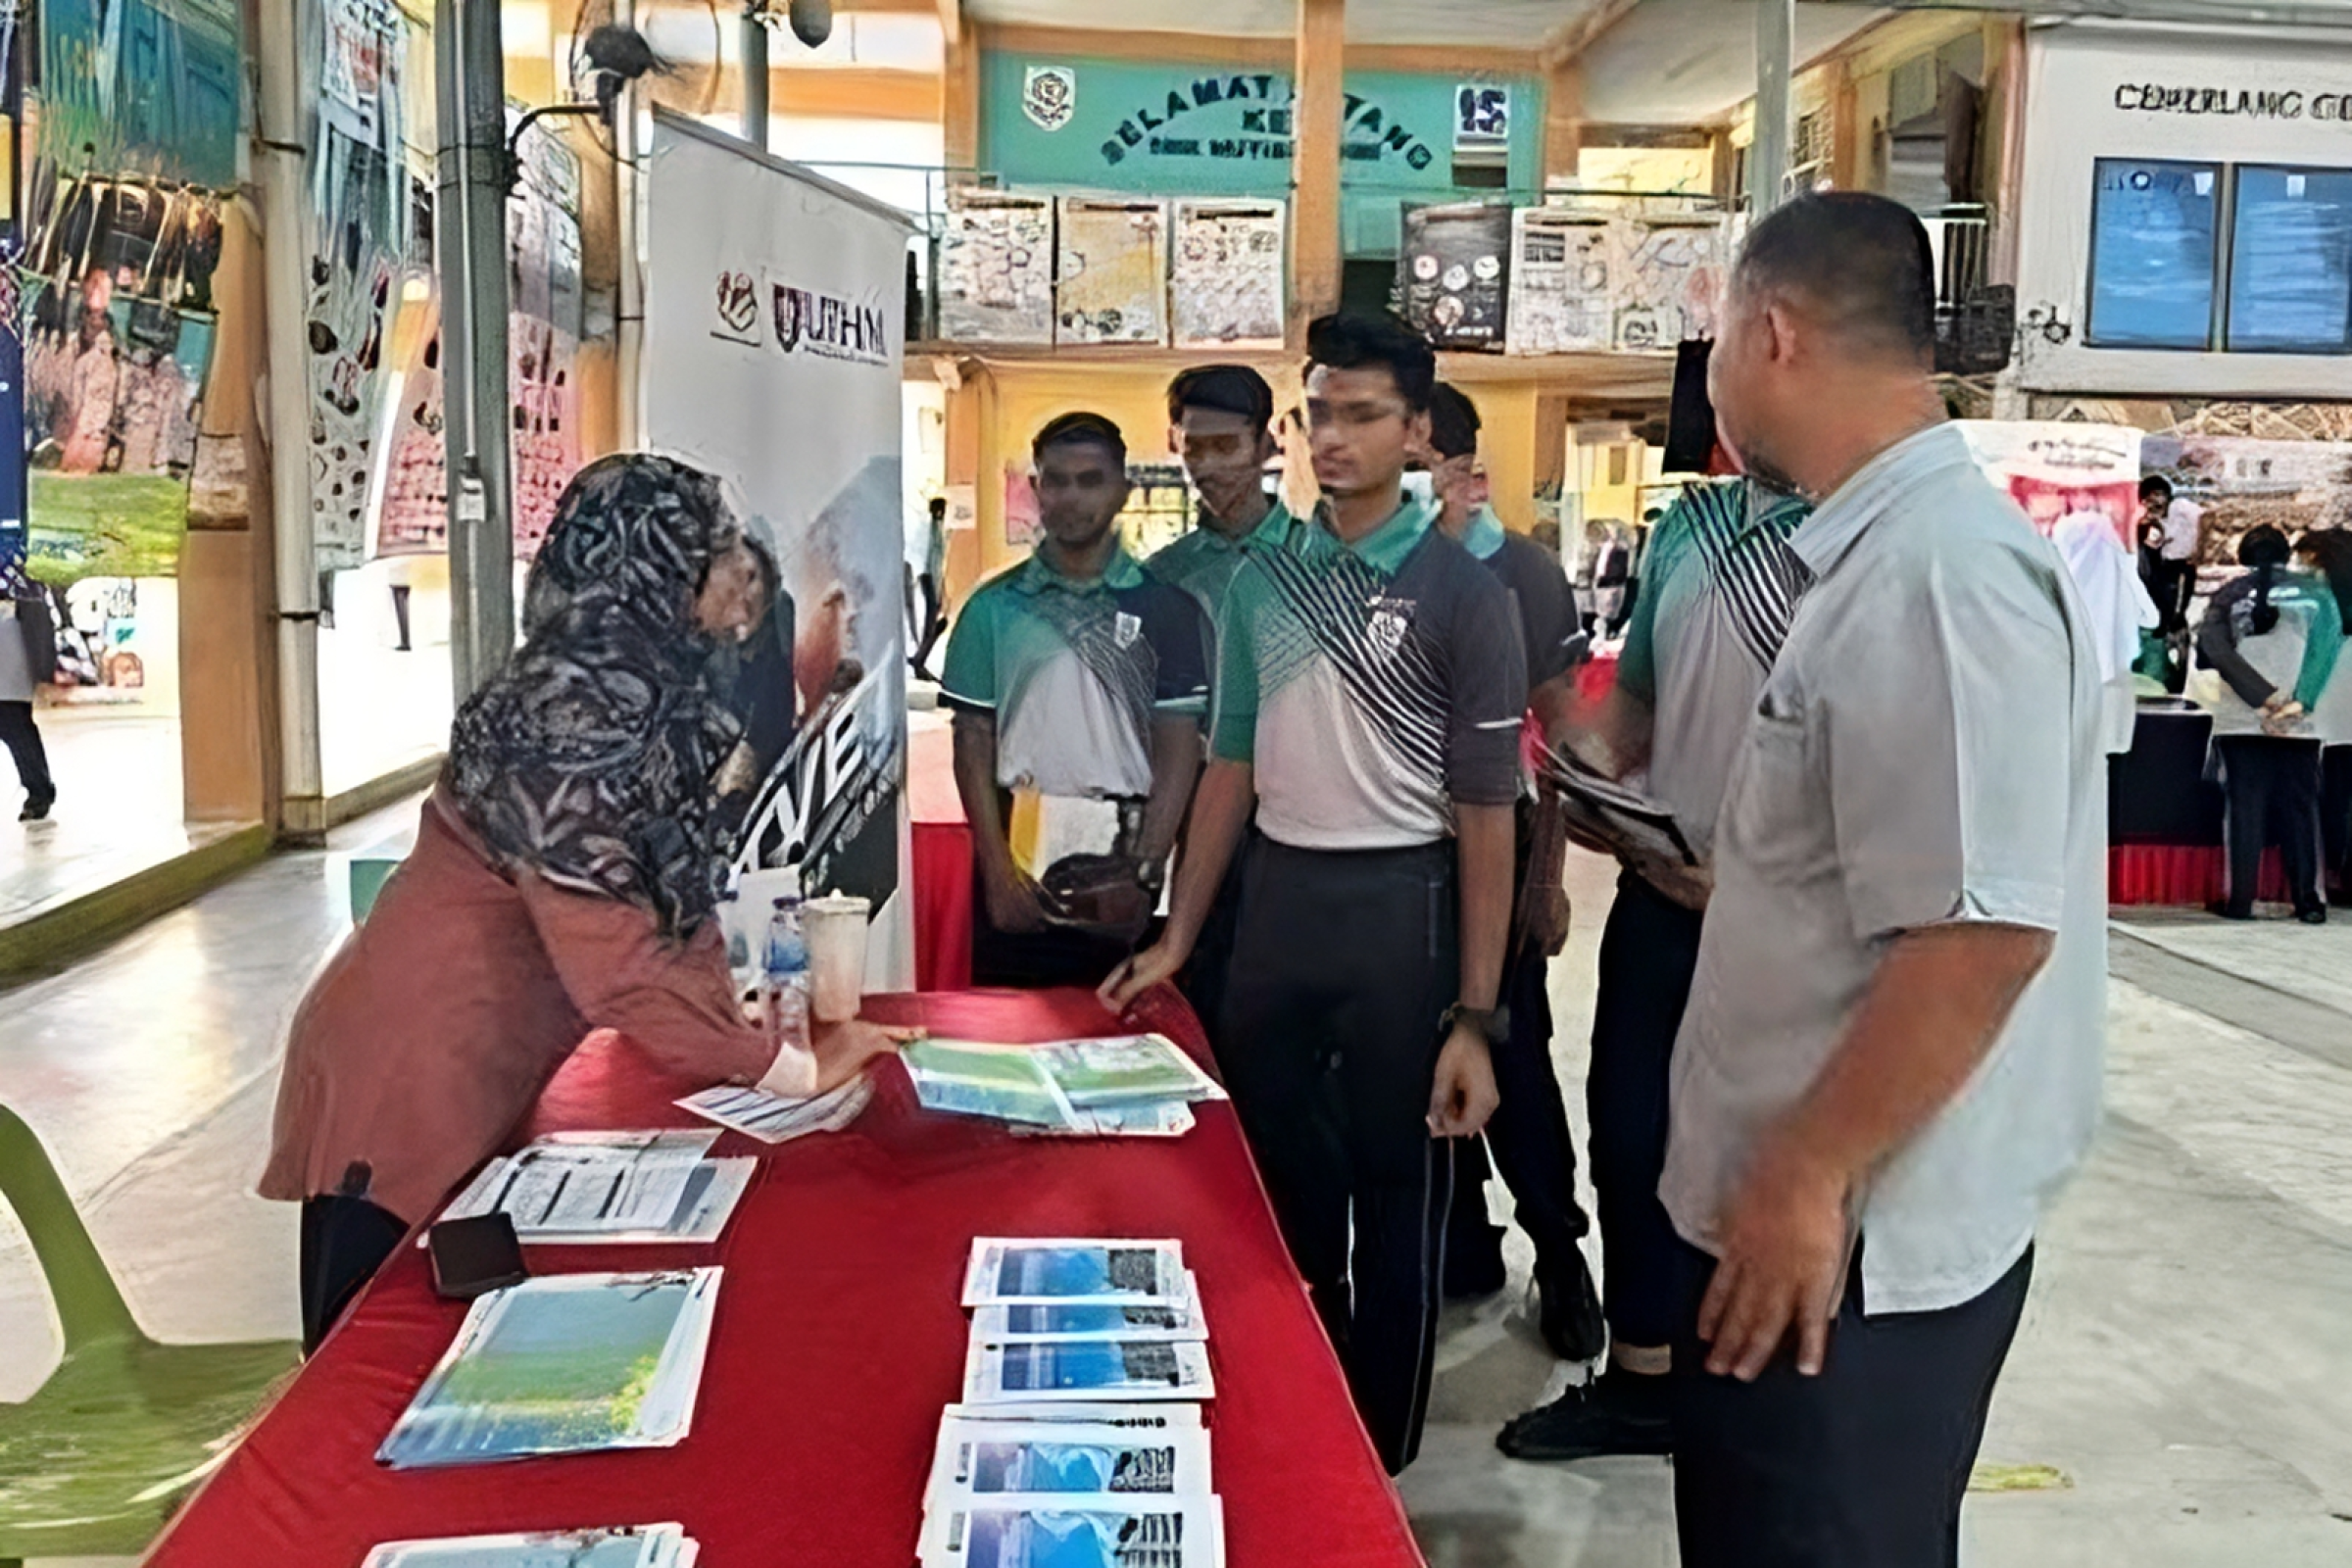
[1660,424,2109,1317]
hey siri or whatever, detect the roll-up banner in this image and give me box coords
[642,111,914,988]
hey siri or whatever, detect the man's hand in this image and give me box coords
[983,865,1051,934]
[1426,1022,1500,1138]
[2261,696,2307,737]
[1524,883,1572,958]
[1098,937,1190,1013]
[1696,1130,1853,1381]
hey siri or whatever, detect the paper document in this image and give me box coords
[906,1042,1083,1130]
[942,1402,1204,1430]
[378,1269,721,1469]
[1030,1036,1226,1109]
[971,1274,1206,1343]
[440,1131,748,1245]
[964,1339,1215,1403]
[963,1240,1189,1307]
[1541,746,1697,868]
[676,1076,874,1144]
[922,1499,1224,1568]
[360,1524,698,1568]
[930,1418,1212,1498]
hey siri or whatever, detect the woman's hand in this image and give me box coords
[811,1017,924,1091]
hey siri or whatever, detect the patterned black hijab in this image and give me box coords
[446,454,759,941]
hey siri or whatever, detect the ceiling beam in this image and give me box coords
[1542,0,1643,70]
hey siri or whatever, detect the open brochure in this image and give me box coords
[963,1340,1216,1404]
[921,1498,1224,1568]
[1028,1036,1225,1109]
[908,1038,1221,1135]
[963,1240,1189,1308]
[360,1525,698,1568]
[676,1075,875,1144]
[1541,744,1698,868]
[906,1042,1083,1130]
[971,1274,1206,1343]
[377,1269,721,1470]
[439,1131,750,1246]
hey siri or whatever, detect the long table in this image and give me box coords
[145,986,1423,1568]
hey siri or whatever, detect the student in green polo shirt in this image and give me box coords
[1104,313,1526,1474]
[1149,365,1294,1042]
[943,413,1209,988]
[1423,382,1605,1363]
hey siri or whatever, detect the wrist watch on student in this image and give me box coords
[1442,1003,1510,1047]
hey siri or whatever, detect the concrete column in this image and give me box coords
[1290,0,1345,341]
[1749,0,1794,216]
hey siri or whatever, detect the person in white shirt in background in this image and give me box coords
[2292,529,2352,908]
[2052,494,2160,756]
[2139,473,2202,633]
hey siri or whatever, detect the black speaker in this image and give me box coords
[1662,339,1716,474]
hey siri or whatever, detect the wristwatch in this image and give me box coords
[1442,1003,1511,1047]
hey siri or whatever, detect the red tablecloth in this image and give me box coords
[2109,843,2291,906]
[146,987,1421,1568]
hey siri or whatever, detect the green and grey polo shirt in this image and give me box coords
[1211,498,1528,850]
[1616,478,1811,861]
[1147,500,1298,628]
[942,546,1209,800]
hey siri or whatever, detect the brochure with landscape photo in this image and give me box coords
[906,1042,1083,1130]
[1029,1036,1226,1109]
[962,1240,1188,1308]
[970,1275,1206,1343]
[930,1417,1212,1498]
[963,1339,1216,1404]
[361,1524,698,1568]
[923,1500,1224,1568]
[377,1270,721,1470]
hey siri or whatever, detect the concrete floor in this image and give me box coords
[4,839,2351,1564]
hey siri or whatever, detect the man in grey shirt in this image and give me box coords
[1660,193,2107,1566]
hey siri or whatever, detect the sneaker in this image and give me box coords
[1535,1248,1607,1363]
[2298,906,2329,926]
[1496,1372,1674,1461]
[1445,1220,1509,1300]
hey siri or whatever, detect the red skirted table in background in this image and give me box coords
[908,713,973,990]
[146,986,1422,1568]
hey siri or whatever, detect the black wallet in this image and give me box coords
[427,1212,529,1299]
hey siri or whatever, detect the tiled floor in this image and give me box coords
[5,841,2352,1564]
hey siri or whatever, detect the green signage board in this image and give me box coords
[979,54,1543,256]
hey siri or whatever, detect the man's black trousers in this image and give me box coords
[1218,835,1457,1474]
[1672,1242,2034,1568]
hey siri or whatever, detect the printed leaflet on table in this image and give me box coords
[675,1075,875,1144]
[377,1270,721,1469]
[437,1130,752,1245]
[361,1524,699,1568]
[962,1239,1189,1308]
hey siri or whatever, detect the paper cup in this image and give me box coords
[804,894,871,1022]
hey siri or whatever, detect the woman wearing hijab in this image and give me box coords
[264,455,903,1349]
[1,545,59,820]
[2051,494,2160,755]
[2196,524,2346,922]
[2295,530,2352,906]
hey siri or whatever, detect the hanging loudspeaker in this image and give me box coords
[789,0,832,47]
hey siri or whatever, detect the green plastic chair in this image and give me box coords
[0,1105,299,1563]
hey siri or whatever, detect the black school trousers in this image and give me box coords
[2215,734,2325,916]
[1,700,52,804]
[1673,1241,2034,1568]
[1219,835,1457,1475]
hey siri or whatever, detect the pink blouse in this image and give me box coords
[262,788,804,1227]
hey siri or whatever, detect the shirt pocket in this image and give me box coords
[1721,692,1831,881]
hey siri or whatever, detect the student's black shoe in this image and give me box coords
[1495,1372,1674,1461]
[19,796,52,822]
[2207,901,2255,921]
[1445,1220,1509,1300]
[2298,906,2329,925]
[1536,1248,1607,1362]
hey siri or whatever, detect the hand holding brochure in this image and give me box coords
[962,1239,1189,1307]
[377,1269,721,1470]
[361,1524,698,1568]
[1541,743,1697,868]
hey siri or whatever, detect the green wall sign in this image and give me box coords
[980,54,1544,255]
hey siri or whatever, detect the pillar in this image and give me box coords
[1290,0,1345,342]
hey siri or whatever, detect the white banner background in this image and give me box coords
[643,113,914,988]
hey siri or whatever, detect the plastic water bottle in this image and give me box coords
[762,896,812,1057]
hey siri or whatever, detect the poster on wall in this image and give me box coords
[1170,199,1284,349]
[508,123,586,562]
[643,111,912,983]
[1505,208,1618,356]
[940,193,1054,344]
[1956,421,2144,543]
[35,0,242,192]
[1617,217,1729,354]
[1397,202,1511,351]
[1054,198,1167,346]
[2138,433,2352,569]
